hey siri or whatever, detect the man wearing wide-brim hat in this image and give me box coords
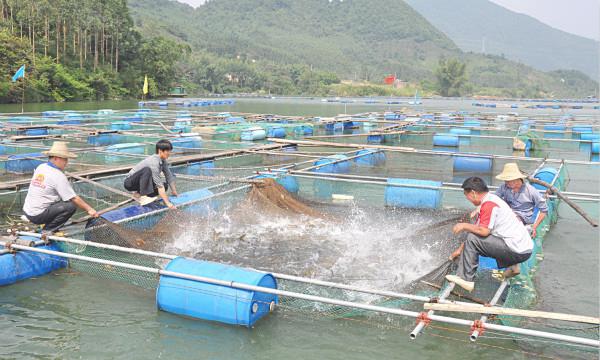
[494,163,548,238]
[23,142,98,233]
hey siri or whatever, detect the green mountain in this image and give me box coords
[131,0,459,82]
[126,0,597,98]
[404,0,599,79]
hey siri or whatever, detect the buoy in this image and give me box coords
[156,257,277,327]
[453,154,492,173]
[384,178,442,209]
[433,133,459,147]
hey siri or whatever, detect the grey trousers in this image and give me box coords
[456,232,532,281]
[25,201,77,232]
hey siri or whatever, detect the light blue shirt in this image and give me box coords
[495,182,548,224]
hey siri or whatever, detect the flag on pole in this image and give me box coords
[383,74,396,85]
[143,75,149,95]
[12,65,25,82]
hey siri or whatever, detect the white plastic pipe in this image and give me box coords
[3,242,597,348]
[471,280,509,341]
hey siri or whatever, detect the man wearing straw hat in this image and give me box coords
[22,141,99,234]
[495,163,548,238]
[446,177,532,292]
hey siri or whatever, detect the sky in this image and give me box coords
[490,0,599,40]
[175,0,600,41]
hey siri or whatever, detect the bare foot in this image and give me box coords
[502,265,521,279]
[132,192,141,200]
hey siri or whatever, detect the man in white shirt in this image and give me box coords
[446,177,533,292]
[23,142,98,233]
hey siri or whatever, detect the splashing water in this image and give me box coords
[162,201,460,293]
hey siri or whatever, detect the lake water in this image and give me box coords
[0,98,598,359]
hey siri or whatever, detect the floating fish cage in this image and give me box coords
[0,108,598,353]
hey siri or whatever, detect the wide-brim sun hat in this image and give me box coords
[43,141,77,159]
[496,162,526,181]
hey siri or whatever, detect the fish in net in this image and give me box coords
[84,178,325,250]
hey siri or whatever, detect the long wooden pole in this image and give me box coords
[526,175,598,227]
[424,303,600,325]
[66,172,134,199]
[21,75,25,113]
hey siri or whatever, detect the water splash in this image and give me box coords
[163,202,458,292]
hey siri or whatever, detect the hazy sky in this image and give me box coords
[175,0,599,41]
[490,0,599,40]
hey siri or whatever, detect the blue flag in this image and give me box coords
[11,65,25,82]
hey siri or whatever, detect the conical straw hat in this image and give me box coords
[496,163,526,181]
[43,141,77,159]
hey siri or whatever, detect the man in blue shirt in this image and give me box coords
[495,163,548,238]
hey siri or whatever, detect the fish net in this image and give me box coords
[43,163,600,355]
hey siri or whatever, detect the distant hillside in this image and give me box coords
[405,0,599,79]
[128,0,598,97]
[132,0,459,81]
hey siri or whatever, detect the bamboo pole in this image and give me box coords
[423,303,600,325]
[526,175,599,227]
[268,138,599,165]
[66,172,134,199]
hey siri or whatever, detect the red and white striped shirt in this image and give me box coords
[477,193,533,254]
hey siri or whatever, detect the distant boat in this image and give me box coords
[408,90,422,105]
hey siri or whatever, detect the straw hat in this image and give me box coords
[43,141,77,159]
[496,163,526,181]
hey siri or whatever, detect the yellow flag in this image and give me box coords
[143,75,148,95]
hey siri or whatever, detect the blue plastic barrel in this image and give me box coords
[433,133,459,147]
[267,127,286,138]
[544,124,566,131]
[312,155,350,173]
[42,111,63,118]
[171,137,202,152]
[478,256,502,270]
[367,134,384,144]
[572,126,593,134]
[110,121,132,131]
[58,114,83,125]
[6,153,44,173]
[158,101,168,107]
[581,133,600,141]
[343,121,355,129]
[241,128,267,141]
[186,160,215,176]
[384,178,442,209]
[156,257,277,327]
[0,240,67,286]
[449,128,471,135]
[255,174,299,193]
[354,149,385,167]
[17,128,48,136]
[88,133,122,146]
[592,142,599,154]
[105,143,146,162]
[92,188,215,232]
[453,155,492,173]
[532,167,558,191]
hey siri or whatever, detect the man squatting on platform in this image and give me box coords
[446,177,533,292]
[23,142,99,233]
[124,139,178,208]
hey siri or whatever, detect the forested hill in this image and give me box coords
[128,0,597,98]
[404,0,599,79]
[0,0,597,102]
[0,0,188,103]
[131,0,459,82]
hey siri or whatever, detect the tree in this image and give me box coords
[435,58,467,97]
